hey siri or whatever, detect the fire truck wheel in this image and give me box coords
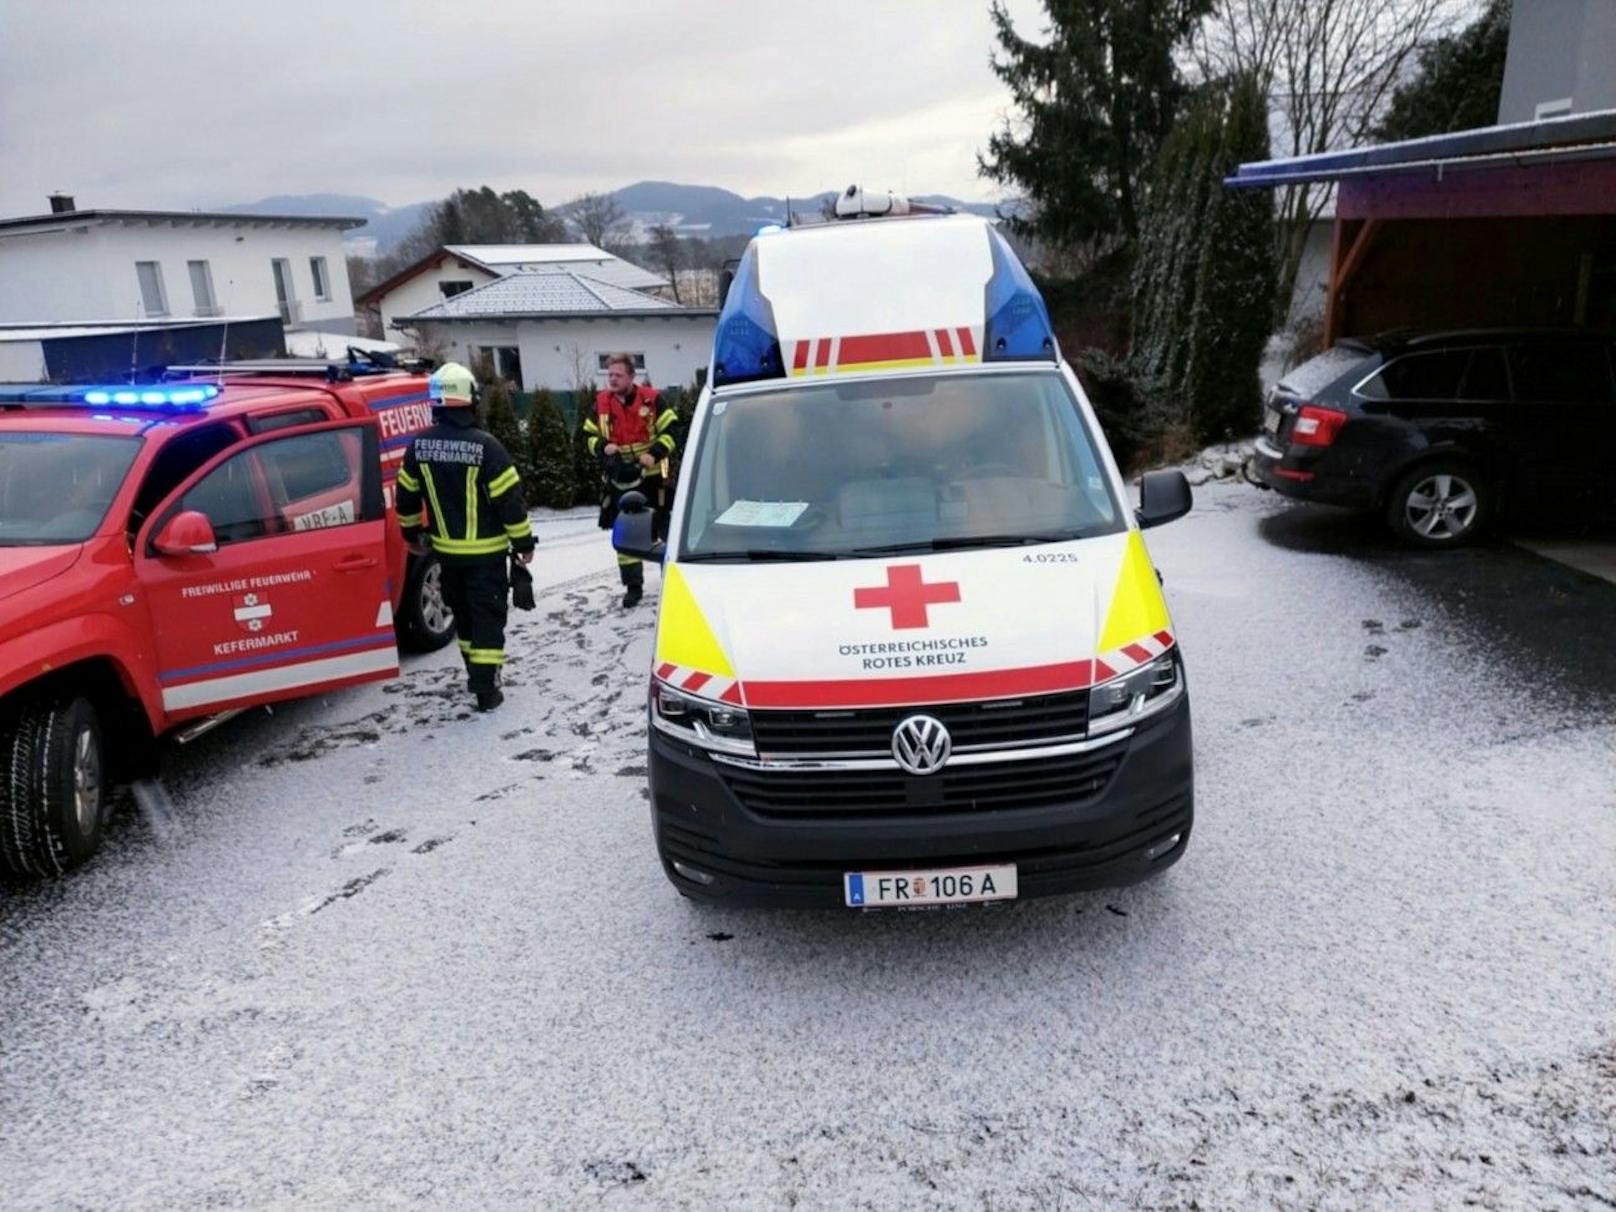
[0,696,107,878]
[397,555,456,653]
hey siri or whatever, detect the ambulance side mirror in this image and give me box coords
[1136,470,1192,529]
[612,492,663,563]
[154,510,219,556]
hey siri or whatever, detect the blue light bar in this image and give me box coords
[711,243,785,387]
[77,384,220,409]
[982,228,1057,362]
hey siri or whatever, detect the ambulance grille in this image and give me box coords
[747,691,1090,758]
[718,747,1123,819]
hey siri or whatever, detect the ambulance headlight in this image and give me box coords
[651,679,755,756]
[1088,653,1182,736]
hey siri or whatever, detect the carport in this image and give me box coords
[1227,109,1616,345]
[1227,109,1616,582]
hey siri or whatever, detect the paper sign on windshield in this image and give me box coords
[714,500,809,528]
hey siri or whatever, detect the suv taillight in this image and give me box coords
[1291,404,1348,447]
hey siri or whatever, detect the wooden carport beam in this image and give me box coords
[1324,218,1382,346]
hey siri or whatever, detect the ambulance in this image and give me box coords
[0,358,448,877]
[613,193,1196,908]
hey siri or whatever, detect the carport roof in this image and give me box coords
[1226,107,1616,188]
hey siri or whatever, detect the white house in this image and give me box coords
[0,196,363,333]
[357,243,670,345]
[394,270,716,392]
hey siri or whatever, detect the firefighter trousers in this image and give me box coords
[437,554,509,693]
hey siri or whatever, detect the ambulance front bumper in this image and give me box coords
[648,694,1193,907]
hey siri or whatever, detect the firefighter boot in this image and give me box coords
[620,558,644,609]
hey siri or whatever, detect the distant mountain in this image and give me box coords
[225,183,1011,257]
[566,181,1006,241]
[224,194,433,256]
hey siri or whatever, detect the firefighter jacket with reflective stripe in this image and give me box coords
[395,411,535,558]
[584,386,678,465]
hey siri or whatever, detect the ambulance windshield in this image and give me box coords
[679,371,1123,560]
[0,433,141,545]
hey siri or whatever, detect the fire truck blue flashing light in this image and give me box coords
[80,384,219,409]
[711,244,785,388]
[982,228,1057,363]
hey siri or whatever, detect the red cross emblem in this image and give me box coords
[853,564,961,630]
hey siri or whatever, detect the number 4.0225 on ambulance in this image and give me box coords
[614,203,1195,908]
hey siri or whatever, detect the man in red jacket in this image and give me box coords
[584,353,678,608]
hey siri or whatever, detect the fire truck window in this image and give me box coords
[130,422,242,532]
[175,449,272,546]
[259,431,356,501]
[246,407,332,436]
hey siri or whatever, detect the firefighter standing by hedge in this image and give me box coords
[585,353,678,608]
[395,362,535,712]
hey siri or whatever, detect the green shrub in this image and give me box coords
[524,389,576,509]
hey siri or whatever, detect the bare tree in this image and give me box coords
[647,223,684,302]
[566,192,630,250]
[1192,0,1457,319]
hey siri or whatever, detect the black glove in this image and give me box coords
[509,556,535,611]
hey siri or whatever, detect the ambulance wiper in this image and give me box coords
[680,549,846,563]
[849,532,1081,555]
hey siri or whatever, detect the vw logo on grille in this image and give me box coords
[892,714,952,776]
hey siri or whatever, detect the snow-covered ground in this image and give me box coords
[2,486,1612,1209]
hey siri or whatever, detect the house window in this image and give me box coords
[309,256,331,301]
[440,280,474,298]
[596,352,646,372]
[135,261,168,316]
[271,258,298,324]
[187,260,218,316]
[476,346,523,384]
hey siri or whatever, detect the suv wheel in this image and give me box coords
[397,555,456,653]
[0,696,107,877]
[1387,461,1488,547]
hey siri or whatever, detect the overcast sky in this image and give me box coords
[0,0,1046,216]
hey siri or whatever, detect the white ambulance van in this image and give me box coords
[613,199,1195,908]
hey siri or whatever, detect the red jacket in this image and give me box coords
[587,385,677,462]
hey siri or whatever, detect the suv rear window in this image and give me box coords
[1357,351,1470,401]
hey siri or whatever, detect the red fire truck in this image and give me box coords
[0,359,451,877]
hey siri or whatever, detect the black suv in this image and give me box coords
[1251,330,1616,546]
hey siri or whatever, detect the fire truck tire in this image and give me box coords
[0,696,107,878]
[397,555,456,653]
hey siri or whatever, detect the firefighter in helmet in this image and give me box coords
[584,353,678,608]
[395,362,535,711]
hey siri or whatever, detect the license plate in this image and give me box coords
[844,864,1018,908]
[1263,406,1282,435]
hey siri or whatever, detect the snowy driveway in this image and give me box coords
[3,489,1612,1208]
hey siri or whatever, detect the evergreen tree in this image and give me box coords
[1131,71,1275,444]
[1373,0,1512,143]
[979,0,1211,252]
[571,383,602,507]
[479,379,527,482]
[525,390,577,510]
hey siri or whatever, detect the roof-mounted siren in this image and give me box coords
[833,185,954,220]
[982,226,1057,362]
[710,242,785,388]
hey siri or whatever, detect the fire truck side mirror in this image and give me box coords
[154,510,219,557]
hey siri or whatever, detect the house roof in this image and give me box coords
[355,243,668,308]
[398,271,712,322]
[0,208,365,233]
[1226,107,1616,188]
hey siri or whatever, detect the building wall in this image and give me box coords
[0,219,355,331]
[376,261,498,344]
[0,339,46,381]
[1498,0,1616,122]
[408,315,717,391]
